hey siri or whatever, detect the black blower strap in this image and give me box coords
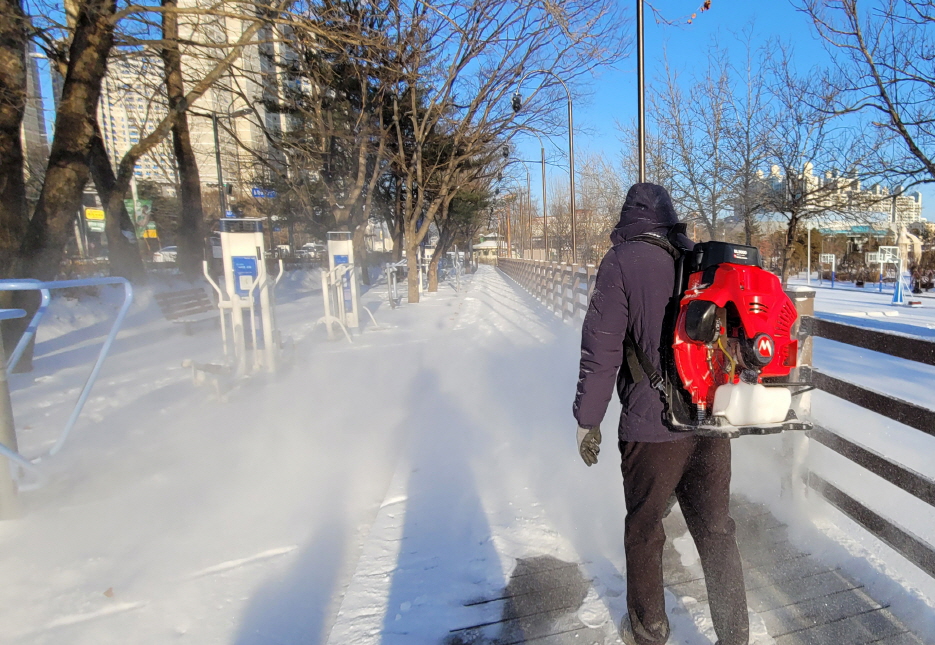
[624,337,665,393]
[621,224,690,397]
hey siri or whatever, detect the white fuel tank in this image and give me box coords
[711,382,792,427]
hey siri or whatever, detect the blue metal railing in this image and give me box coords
[0,277,133,458]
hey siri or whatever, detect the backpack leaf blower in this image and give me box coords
[626,237,812,438]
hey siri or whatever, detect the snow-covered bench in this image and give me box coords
[154,288,217,334]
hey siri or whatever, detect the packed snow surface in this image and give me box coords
[0,268,932,643]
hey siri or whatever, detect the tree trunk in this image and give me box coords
[427,227,453,293]
[406,240,420,304]
[427,253,440,292]
[16,0,116,281]
[744,210,754,247]
[780,217,797,288]
[0,0,28,279]
[88,130,146,282]
[352,224,370,285]
[161,0,205,280]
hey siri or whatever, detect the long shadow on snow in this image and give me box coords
[484,271,564,330]
[21,324,190,385]
[380,367,506,645]
[231,496,348,645]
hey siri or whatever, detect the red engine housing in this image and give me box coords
[672,263,799,408]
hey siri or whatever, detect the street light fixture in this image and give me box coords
[513,69,577,263]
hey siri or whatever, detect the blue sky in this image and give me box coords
[512,0,935,220]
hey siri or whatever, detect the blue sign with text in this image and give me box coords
[232,256,258,297]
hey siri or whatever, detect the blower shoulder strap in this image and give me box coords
[628,233,681,260]
[622,222,690,395]
[624,337,665,393]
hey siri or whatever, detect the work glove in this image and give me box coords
[577,425,602,466]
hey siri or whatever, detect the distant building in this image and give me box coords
[742,164,923,228]
[97,56,176,185]
[179,0,292,201]
[21,42,49,183]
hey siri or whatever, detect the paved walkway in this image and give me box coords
[326,267,927,645]
[435,495,925,644]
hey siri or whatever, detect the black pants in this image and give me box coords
[620,436,748,645]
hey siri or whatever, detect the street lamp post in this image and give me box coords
[515,130,549,260]
[513,69,576,262]
[197,107,251,218]
[637,0,646,182]
[211,114,227,217]
[498,179,523,259]
[509,158,532,258]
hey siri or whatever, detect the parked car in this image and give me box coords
[300,242,326,261]
[152,246,178,262]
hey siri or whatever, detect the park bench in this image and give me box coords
[154,287,217,334]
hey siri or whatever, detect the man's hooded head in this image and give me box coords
[610,183,681,245]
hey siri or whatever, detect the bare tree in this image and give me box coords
[652,45,734,240]
[547,181,573,263]
[18,0,117,282]
[161,0,205,278]
[798,0,935,184]
[617,118,673,191]
[388,0,627,303]
[761,45,882,286]
[0,0,28,277]
[576,151,625,264]
[724,29,772,246]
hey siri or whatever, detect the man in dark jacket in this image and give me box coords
[573,184,748,645]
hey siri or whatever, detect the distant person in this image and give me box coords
[573,183,749,645]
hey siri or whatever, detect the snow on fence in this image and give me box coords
[497,258,596,321]
[499,257,935,583]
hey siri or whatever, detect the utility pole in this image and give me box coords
[212,113,227,218]
[541,145,548,260]
[0,340,21,519]
[637,0,646,183]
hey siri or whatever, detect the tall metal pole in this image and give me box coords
[0,341,20,518]
[807,226,811,285]
[515,70,575,260]
[541,145,548,261]
[213,113,227,217]
[568,96,577,263]
[637,0,646,183]
[525,166,531,259]
[506,200,512,257]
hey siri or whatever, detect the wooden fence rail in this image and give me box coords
[498,258,596,322]
[498,258,935,583]
[799,316,935,580]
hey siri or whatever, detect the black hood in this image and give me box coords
[610,183,681,245]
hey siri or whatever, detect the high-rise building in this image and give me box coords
[178,0,290,210]
[97,56,177,185]
[22,42,49,182]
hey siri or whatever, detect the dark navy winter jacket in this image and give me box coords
[572,183,692,443]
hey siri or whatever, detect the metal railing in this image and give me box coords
[0,278,133,459]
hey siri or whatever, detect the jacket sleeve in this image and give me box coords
[573,249,629,428]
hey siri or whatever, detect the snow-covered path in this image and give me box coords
[0,266,932,644]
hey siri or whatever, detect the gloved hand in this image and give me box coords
[577,425,601,466]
